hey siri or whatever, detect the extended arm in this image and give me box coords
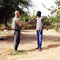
[29,18,37,24]
[41,17,44,30]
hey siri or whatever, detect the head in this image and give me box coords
[15,11,20,17]
[36,11,41,17]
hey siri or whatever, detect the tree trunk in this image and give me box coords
[4,18,9,27]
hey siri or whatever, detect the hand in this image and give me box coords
[22,24,25,27]
[40,30,42,34]
[21,22,29,27]
[25,22,29,25]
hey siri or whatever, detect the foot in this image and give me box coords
[39,48,42,51]
[14,49,17,52]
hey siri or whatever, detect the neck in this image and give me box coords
[15,15,19,18]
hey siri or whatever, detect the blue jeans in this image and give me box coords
[14,30,20,51]
[36,30,43,49]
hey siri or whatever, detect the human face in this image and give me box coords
[15,11,20,17]
[16,12,20,17]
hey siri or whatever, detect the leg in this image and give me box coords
[36,30,39,48]
[14,30,20,51]
[39,30,43,49]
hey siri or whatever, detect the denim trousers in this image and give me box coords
[14,30,20,51]
[36,30,43,49]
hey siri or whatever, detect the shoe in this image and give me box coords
[39,48,42,51]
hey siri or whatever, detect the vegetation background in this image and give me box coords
[0,0,60,31]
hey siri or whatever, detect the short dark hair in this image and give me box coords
[36,11,41,17]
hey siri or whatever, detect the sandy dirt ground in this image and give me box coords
[0,29,60,60]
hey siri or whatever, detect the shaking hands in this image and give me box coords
[21,22,29,27]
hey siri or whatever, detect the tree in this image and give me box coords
[50,0,60,30]
[42,0,60,30]
[0,0,32,27]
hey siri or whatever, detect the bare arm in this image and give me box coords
[29,18,37,24]
[16,19,29,27]
[16,18,36,28]
[16,19,22,27]
[41,17,44,30]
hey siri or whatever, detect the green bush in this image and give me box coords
[0,24,5,27]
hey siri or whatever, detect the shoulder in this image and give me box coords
[36,17,39,20]
[13,17,17,20]
[41,16,43,18]
[14,17,19,21]
[41,16,44,20]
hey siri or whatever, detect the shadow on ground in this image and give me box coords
[0,34,60,52]
[9,43,60,53]
[0,34,60,43]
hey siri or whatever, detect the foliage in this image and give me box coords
[0,0,32,27]
[19,12,36,29]
[50,0,60,31]
[42,0,60,31]
[44,16,53,30]
[0,24,5,27]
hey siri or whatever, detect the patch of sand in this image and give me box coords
[0,29,60,60]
